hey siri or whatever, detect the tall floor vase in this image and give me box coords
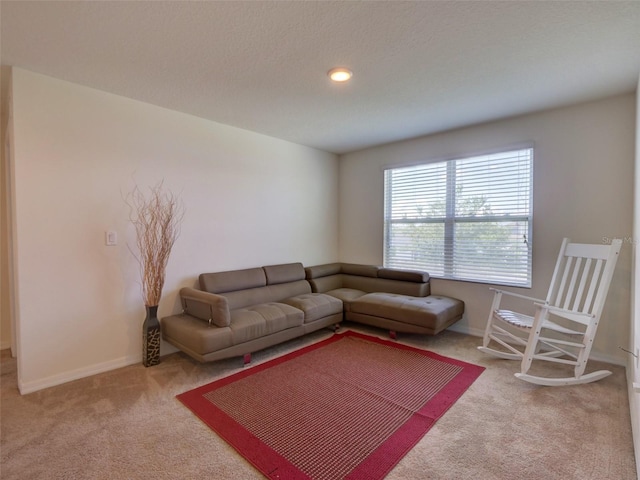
[143,305,161,367]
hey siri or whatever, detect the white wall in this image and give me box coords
[0,67,12,352]
[630,74,640,480]
[339,94,635,365]
[9,68,339,393]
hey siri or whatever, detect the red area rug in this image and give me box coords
[177,331,484,479]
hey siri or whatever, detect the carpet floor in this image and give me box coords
[1,324,637,479]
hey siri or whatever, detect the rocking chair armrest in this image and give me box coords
[490,288,546,304]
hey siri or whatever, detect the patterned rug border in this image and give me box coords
[177,330,485,479]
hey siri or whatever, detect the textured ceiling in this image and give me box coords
[2,1,640,154]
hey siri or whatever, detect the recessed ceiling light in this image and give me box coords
[328,67,353,83]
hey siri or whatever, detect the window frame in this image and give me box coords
[383,146,534,288]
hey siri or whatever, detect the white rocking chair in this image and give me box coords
[478,238,622,386]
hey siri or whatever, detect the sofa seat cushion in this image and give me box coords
[230,303,304,344]
[350,293,464,332]
[162,314,234,355]
[282,293,343,323]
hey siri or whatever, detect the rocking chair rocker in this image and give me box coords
[478,238,622,386]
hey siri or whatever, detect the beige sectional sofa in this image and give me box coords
[161,262,464,364]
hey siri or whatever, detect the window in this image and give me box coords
[384,148,533,287]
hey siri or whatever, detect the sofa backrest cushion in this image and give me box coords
[340,263,379,277]
[307,274,344,293]
[199,264,311,311]
[222,286,274,310]
[305,263,342,279]
[342,275,430,296]
[199,267,266,294]
[268,280,311,301]
[305,262,431,297]
[263,263,305,285]
[217,281,312,311]
[378,268,429,283]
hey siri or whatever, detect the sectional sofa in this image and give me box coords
[161,262,464,364]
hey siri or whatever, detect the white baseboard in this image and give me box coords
[18,353,142,395]
[589,351,628,367]
[447,323,485,338]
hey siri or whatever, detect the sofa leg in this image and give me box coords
[333,324,340,332]
[389,330,397,340]
[243,353,252,366]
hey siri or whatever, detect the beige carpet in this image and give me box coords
[1,324,637,479]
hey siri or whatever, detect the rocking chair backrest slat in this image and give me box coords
[590,241,623,318]
[563,256,582,310]
[564,242,614,260]
[546,238,622,316]
[546,238,570,305]
[583,259,603,313]
[572,257,591,312]
[553,255,573,306]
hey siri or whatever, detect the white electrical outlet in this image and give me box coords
[105,231,118,246]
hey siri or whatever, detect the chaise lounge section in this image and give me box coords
[305,262,465,336]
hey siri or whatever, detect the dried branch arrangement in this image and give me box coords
[126,181,184,307]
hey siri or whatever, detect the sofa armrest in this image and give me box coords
[179,287,231,327]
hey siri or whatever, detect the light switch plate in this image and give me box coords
[105,231,118,246]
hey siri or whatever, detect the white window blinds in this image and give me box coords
[384,148,533,287]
